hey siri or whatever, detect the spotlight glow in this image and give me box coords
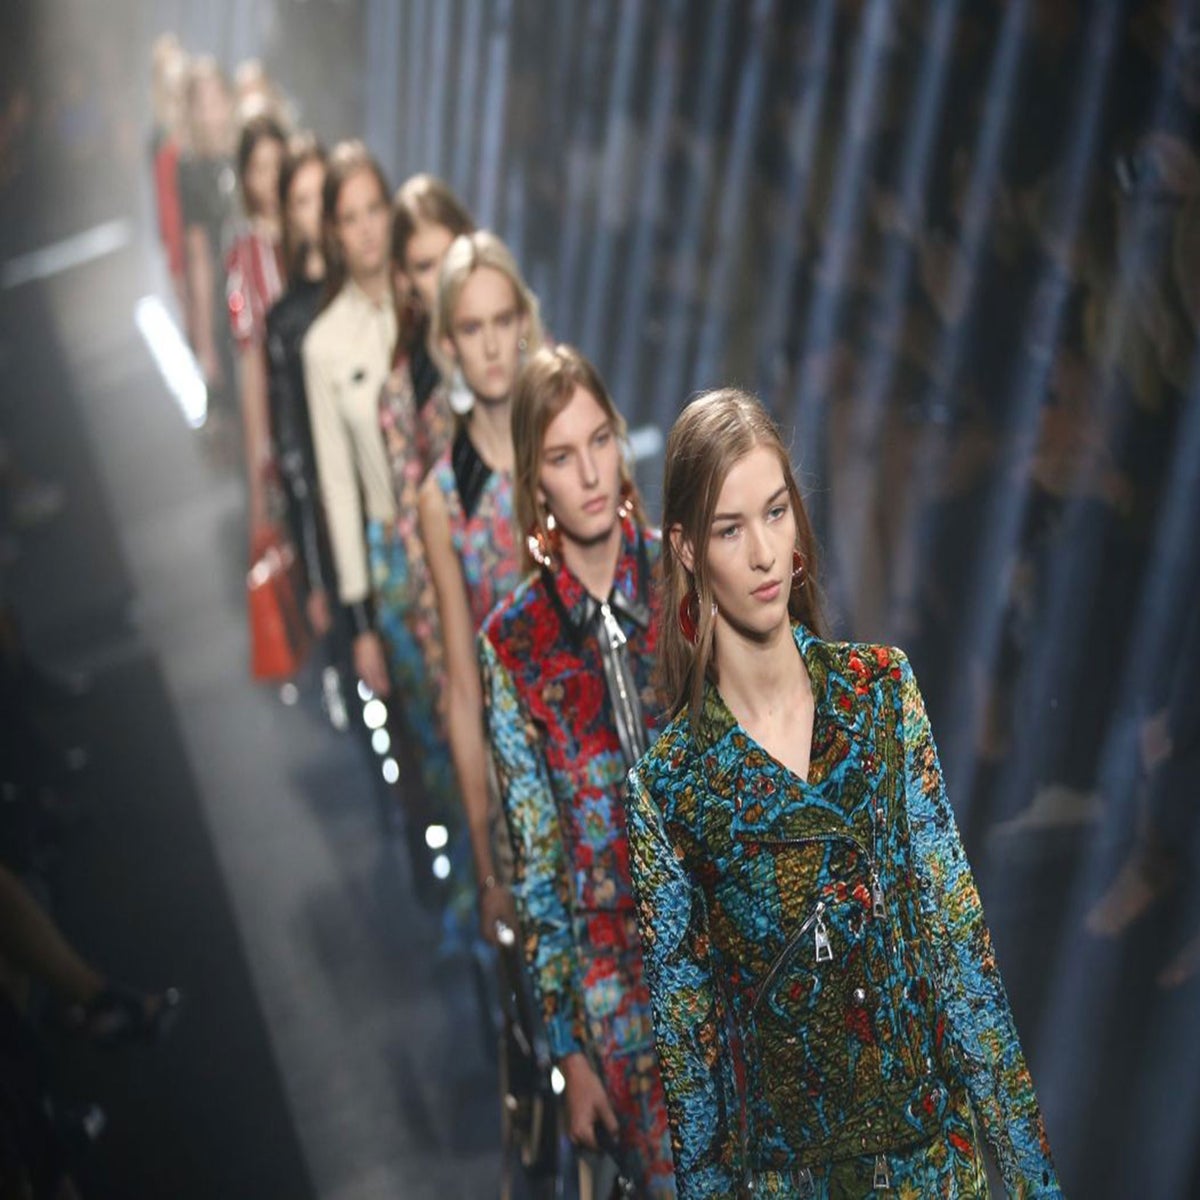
[550,1067,565,1096]
[424,824,449,850]
[371,728,391,755]
[381,757,400,785]
[432,854,451,879]
[363,699,388,730]
[133,295,207,428]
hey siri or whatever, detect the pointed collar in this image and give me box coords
[693,623,866,788]
[542,516,651,646]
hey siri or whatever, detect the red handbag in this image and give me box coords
[247,526,310,680]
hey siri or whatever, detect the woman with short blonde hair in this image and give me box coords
[417,231,543,942]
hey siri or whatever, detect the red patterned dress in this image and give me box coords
[225,227,284,351]
[479,519,676,1196]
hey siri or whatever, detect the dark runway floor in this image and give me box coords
[3,231,500,1198]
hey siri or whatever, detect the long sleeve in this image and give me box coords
[267,317,327,595]
[898,653,1062,1198]
[479,635,586,1061]
[625,768,739,1200]
[302,333,369,606]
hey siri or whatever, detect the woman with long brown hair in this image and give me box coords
[480,344,675,1194]
[626,390,1061,1197]
[301,141,397,691]
[225,112,288,540]
[264,134,333,645]
[371,175,475,827]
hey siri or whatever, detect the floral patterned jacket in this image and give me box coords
[479,521,663,1060]
[625,624,1062,1198]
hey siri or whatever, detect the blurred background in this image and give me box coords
[1,0,1197,1197]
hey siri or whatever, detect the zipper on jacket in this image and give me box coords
[752,830,888,926]
[873,1154,891,1190]
[870,868,886,918]
[597,600,646,768]
[813,909,832,961]
[752,901,829,1014]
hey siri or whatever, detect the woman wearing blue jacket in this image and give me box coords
[625,389,1062,1199]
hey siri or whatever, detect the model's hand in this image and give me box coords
[353,631,391,698]
[479,883,517,945]
[306,588,332,638]
[560,1052,618,1151]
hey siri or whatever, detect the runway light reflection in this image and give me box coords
[363,699,388,730]
[133,295,207,429]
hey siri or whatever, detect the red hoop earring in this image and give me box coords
[791,549,807,590]
[678,590,718,645]
[678,592,700,645]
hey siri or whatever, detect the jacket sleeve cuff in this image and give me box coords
[545,1012,585,1063]
[343,597,375,638]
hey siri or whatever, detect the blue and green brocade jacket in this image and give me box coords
[624,624,1062,1198]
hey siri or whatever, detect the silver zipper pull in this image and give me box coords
[873,1153,891,1190]
[795,1166,814,1196]
[871,871,886,919]
[814,905,832,962]
[599,601,627,650]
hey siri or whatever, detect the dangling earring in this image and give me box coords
[678,592,700,645]
[791,548,807,590]
[678,588,717,646]
[448,365,474,416]
[616,479,635,522]
[517,335,529,368]
[527,511,560,569]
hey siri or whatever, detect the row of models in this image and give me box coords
[243,132,1061,1196]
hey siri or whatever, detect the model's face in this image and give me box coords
[192,76,231,151]
[244,136,283,218]
[538,386,623,549]
[285,159,325,248]
[334,168,390,282]
[400,220,456,316]
[694,444,795,641]
[443,266,528,403]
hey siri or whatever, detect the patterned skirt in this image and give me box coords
[366,518,456,819]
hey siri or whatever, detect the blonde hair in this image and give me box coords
[150,35,188,136]
[512,345,645,572]
[184,56,232,158]
[659,388,826,725]
[431,230,544,380]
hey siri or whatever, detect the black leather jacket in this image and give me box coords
[265,278,329,594]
